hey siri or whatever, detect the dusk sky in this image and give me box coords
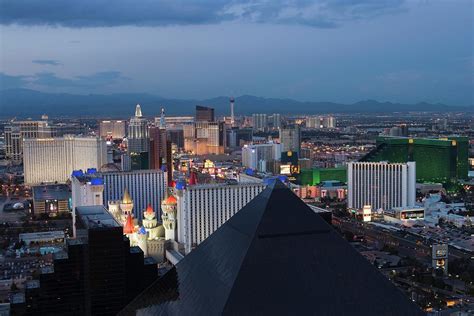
[1,0,473,105]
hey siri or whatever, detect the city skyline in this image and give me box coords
[1,0,473,106]
[1,1,473,314]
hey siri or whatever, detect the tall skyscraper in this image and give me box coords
[159,107,166,128]
[100,169,167,221]
[23,136,107,184]
[5,120,52,164]
[167,128,184,149]
[183,123,195,151]
[195,105,215,122]
[322,116,336,128]
[386,124,409,137]
[252,113,268,132]
[242,142,282,172]
[183,121,226,155]
[226,128,253,149]
[206,121,226,154]
[269,113,282,130]
[230,97,235,127]
[306,116,336,129]
[99,120,127,139]
[347,161,416,212]
[175,182,265,253]
[279,125,301,155]
[149,108,167,169]
[127,104,149,169]
[361,136,468,184]
[149,109,172,183]
[149,127,169,168]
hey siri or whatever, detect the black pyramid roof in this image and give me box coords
[120,180,424,316]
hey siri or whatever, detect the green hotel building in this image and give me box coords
[360,136,469,184]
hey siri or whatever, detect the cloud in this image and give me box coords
[32,71,128,88]
[377,70,423,84]
[0,72,30,89]
[32,59,61,66]
[221,0,406,27]
[0,71,128,90]
[0,0,406,28]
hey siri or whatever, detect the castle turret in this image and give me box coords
[120,188,134,221]
[143,204,164,239]
[123,213,135,235]
[161,195,178,241]
[108,201,121,221]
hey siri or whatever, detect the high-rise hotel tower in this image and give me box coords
[127,104,150,169]
[175,182,265,253]
[347,161,416,212]
[23,136,107,184]
[127,104,149,153]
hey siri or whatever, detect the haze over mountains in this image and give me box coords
[0,88,470,118]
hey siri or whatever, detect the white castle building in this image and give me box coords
[108,188,167,262]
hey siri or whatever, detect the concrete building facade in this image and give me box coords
[347,161,416,211]
[176,183,265,253]
[23,136,107,184]
[100,169,167,221]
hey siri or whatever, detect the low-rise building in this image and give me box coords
[383,206,425,225]
[19,231,65,246]
[32,184,71,217]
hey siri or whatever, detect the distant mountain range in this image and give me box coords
[0,88,470,118]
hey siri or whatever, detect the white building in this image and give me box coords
[70,171,104,211]
[306,116,336,129]
[23,136,107,185]
[242,142,282,172]
[100,169,167,221]
[347,161,416,212]
[252,114,268,132]
[176,182,265,253]
[269,113,282,130]
[322,116,336,129]
[5,120,52,164]
[99,120,126,139]
[383,206,425,226]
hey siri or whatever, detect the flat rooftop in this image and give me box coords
[377,135,468,146]
[76,205,121,229]
[33,184,71,201]
[188,182,265,190]
[20,230,65,240]
[72,174,104,185]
